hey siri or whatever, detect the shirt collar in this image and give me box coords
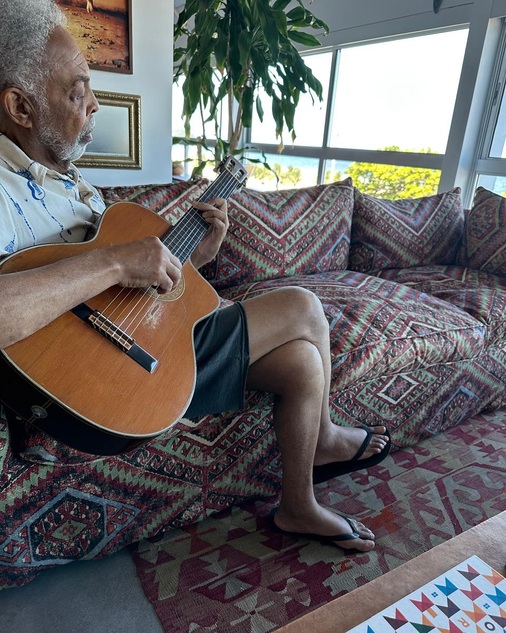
[0,133,79,186]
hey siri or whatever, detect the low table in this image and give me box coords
[276,511,506,633]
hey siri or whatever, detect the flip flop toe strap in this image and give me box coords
[321,516,362,543]
[352,426,373,462]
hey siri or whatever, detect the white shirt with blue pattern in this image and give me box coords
[0,133,106,259]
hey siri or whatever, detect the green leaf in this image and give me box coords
[238,30,253,69]
[258,0,280,62]
[272,0,291,11]
[287,30,322,47]
[286,7,306,22]
[271,97,284,137]
[255,94,264,122]
[214,19,229,70]
[241,86,254,128]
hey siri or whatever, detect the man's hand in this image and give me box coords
[190,198,229,269]
[107,236,182,294]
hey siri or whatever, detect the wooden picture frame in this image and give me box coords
[56,0,132,74]
[76,91,142,169]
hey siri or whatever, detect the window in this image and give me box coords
[328,31,467,155]
[251,52,333,148]
[474,22,506,198]
[172,27,469,196]
[247,27,468,194]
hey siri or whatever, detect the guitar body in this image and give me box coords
[0,202,220,455]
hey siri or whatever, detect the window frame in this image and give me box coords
[245,27,468,191]
[472,19,506,193]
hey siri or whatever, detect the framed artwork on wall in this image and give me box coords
[76,91,142,169]
[55,0,132,74]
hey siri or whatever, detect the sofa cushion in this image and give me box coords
[457,187,506,276]
[221,270,486,388]
[200,179,354,291]
[97,179,210,223]
[349,188,464,274]
[377,264,506,347]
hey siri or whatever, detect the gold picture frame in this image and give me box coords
[76,91,142,169]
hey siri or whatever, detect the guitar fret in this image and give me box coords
[162,163,246,264]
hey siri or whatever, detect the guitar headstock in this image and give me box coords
[216,156,248,190]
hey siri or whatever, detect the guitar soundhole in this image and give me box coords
[147,274,185,302]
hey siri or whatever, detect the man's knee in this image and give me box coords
[275,286,326,321]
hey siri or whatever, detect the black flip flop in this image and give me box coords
[312,425,391,485]
[269,511,369,551]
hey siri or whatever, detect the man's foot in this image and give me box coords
[314,424,389,466]
[271,506,376,552]
[313,425,391,484]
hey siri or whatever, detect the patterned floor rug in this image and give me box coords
[131,410,506,632]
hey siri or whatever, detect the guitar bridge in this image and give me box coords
[89,311,135,351]
[71,303,158,373]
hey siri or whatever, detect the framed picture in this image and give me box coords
[56,0,132,74]
[76,91,142,169]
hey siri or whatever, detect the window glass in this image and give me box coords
[489,82,506,158]
[172,78,229,142]
[329,29,468,154]
[476,174,506,196]
[245,153,319,190]
[325,159,440,199]
[251,52,332,147]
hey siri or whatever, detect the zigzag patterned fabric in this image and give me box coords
[220,269,500,392]
[457,187,506,276]
[200,178,354,290]
[97,179,210,221]
[349,188,464,273]
[1,181,505,590]
[377,264,506,347]
[99,178,354,292]
[1,265,505,588]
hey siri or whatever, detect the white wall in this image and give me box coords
[80,0,173,187]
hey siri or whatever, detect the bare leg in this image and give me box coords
[243,287,388,465]
[242,287,387,550]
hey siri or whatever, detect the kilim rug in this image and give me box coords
[131,410,506,632]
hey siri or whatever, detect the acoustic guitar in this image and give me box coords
[0,156,248,455]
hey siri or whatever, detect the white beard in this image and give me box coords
[36,109,95,165]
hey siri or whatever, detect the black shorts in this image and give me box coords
[184,302,250,419]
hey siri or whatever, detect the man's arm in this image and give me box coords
[0,237,182,349]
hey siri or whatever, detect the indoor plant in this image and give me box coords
[173,0,329,175]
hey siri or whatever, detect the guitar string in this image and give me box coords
[96,173,234,328]
[125,174,240,337]
[124,174,240,336]
[96,170,243,343]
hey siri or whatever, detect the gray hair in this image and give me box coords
[0,0,67,96]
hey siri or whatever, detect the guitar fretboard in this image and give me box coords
[162,169,244,264]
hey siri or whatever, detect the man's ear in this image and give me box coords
[0,88,35,129]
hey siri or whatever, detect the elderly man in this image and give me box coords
[0,0,389,552]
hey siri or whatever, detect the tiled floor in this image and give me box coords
[0,548,163,633]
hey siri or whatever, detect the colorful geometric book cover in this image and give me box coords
[348,555,506,632]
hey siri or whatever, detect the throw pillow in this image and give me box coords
[349,187,464,274]
[97,179,210,223]
[457,187,506,276]
[201,178,354,290]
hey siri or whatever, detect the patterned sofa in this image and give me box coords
[1,178,505,589]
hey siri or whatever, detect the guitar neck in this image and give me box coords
[163,160,247,264]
